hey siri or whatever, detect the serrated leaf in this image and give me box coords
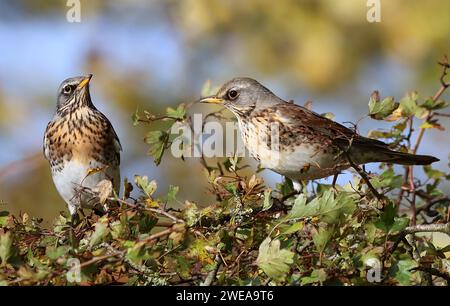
[312,227,334,253]
[165,185,179,204]
[300,268,327,285]
[145,130,169,166]
[89,221,110,248]
[369,96,398,120]
[126,241,146,265]
[391,259,417,285]
[287,190,356,224]
[182,201,199,227]
[374,204,407,233]
[134,176,157,197]
[390,217,410,233]
[371,169,403,189]
[421,98,449,110]
[398,92,418,117]
[256,237,294,282]
[166,104,186,120]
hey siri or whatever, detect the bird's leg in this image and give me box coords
[332,173,339,190]
[68,205,80,251]
[281,179,302,202]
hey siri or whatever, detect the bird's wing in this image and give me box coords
[43,121,52,161]
[273,102,389,150]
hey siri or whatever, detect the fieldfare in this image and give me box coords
[201,78,438,187]
[43,75,121,217]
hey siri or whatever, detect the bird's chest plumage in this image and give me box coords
[44,108,118,169]
[44,107,120,207]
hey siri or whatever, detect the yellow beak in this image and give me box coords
[199,96,224,104]
[77,74,93,90]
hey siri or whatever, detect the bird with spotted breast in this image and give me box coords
[43,74,121,218]
[200,77,439,190]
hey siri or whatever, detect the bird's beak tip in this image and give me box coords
[199,96,224,104]
[77,74,93,90]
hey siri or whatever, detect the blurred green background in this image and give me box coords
[0,0,449,225]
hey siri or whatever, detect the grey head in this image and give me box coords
[200,77,284,116]
[56,74,94,112]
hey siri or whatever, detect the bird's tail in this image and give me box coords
[377,150,439,165]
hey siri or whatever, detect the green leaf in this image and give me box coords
[0,211,9,227]
[279,222,304,236]
[287,190,356,224]
[371,169,403,189]
[0,231,13,266]
[313,227,334,253]
[125,241,146,265]
[45,246,70,261]
[423,165,445,180]
[175,255,192,279]
[300,268,327,285]
[166,104,186,120]
[256,237,294,282]
[374,203,396,233]
[165,185,179,204]
[278,178,295,196]
[391,259,417,285]
[390,217,410,233]
[374,204,408,233]
[398,92,418,117]
[89,221,110,248]
[262,188,273,211]
[110,220,126,239]
[182,201,199,227]
[134,175,157,197]
[421,98,449,110]
[145,130,169,166]
[369,96,398,120]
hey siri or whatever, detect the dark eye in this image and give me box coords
[63,85,73,94]
[227,89,239,100]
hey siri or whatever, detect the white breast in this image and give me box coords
[238,119,346,180]
[52,159,120,215]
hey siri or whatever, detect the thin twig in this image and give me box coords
[410,266,450,285]
[416,196,450,215]
[408,166,417,225]
[404,222,450,236]
[412,56,449,155]
[344,151,384,202]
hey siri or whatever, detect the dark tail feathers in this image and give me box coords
[379,150,439,165]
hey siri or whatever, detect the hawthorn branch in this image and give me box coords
[410,266,450,285]
[344,151,384,202]
[416,196,450,215]
[404,223,450,236]
[412,55,449,155]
